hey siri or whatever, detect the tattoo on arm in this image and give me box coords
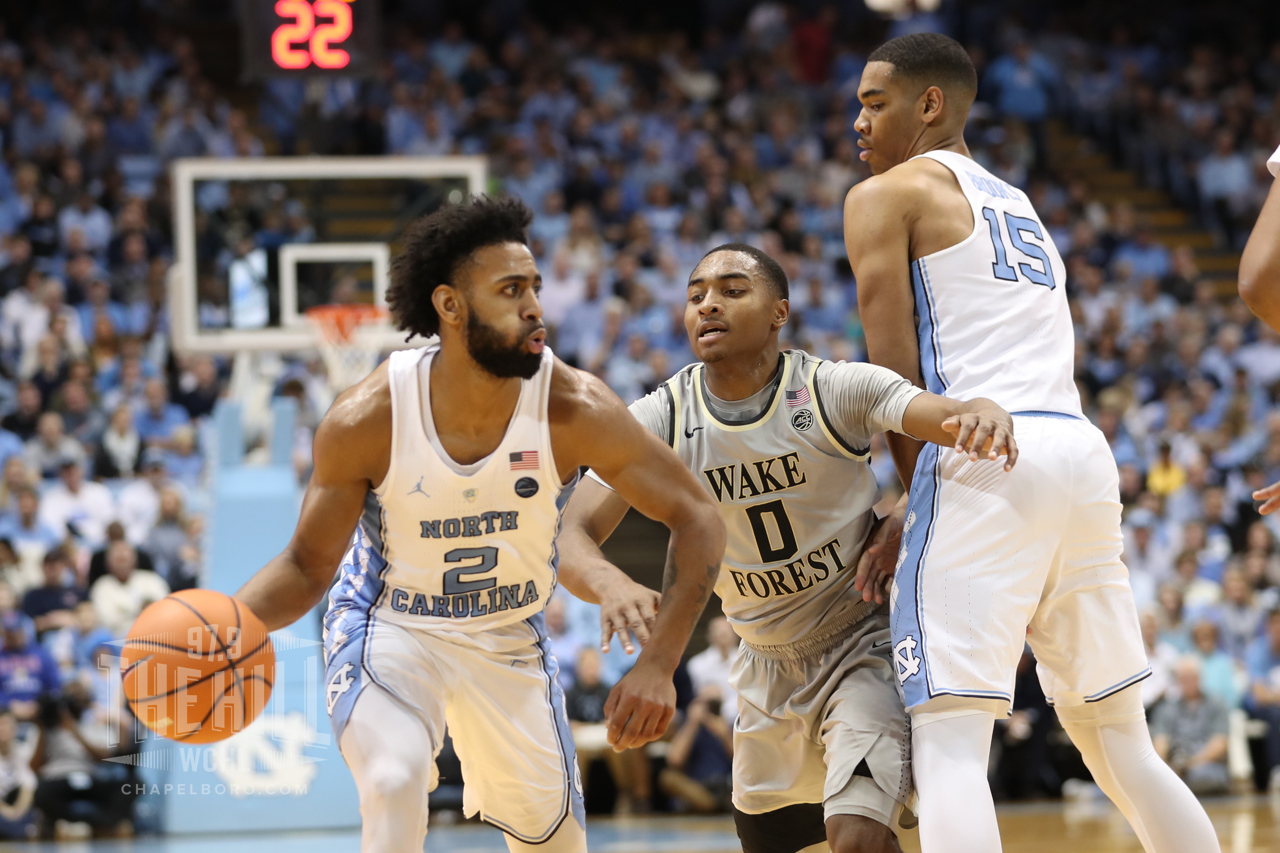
[658,547,715,608]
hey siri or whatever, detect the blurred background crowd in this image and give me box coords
[0,0,1278,837]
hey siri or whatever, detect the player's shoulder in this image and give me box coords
[315,360,392,466]
[812,353,898,386]
[547,357,615,428]
[548,357,693,424]
[844,157,960,213]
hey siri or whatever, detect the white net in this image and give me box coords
[306,305,388,393]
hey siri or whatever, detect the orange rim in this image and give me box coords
[305,304,387,343]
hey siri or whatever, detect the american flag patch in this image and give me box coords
[509,451,539,470]
[785,387,811,408]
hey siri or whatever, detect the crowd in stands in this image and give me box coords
[0,14,232,835]
[0,0,1279,831]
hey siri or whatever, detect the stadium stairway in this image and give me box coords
[1046,125,1241,294]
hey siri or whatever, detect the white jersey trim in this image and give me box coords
[807,360,869,462]
[692,356,793,433]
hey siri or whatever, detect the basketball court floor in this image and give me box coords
[4,795,1277,852]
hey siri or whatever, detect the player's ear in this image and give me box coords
[431,283,463,329]
[921,85,945,125]
[773,298,790,331]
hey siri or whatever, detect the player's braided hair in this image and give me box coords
[388,194,533,338]
[867,33,978,104]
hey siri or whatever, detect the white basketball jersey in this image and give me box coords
[327,343,576,633]
[910,151,1082,417]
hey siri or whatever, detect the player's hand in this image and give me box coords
[599,577,661,655]
[855,498,906,605]
[603,660,676,752]
[942,402,1018,471]
[1254,480,1280,515]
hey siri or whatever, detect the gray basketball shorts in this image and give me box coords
[730,611,914,829]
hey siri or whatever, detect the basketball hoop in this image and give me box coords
[306,304,389,392]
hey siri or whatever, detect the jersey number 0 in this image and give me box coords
[746,500,798,562]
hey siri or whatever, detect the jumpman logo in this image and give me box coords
[408,477,429,498]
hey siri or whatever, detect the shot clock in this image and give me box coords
[238,0,382,79]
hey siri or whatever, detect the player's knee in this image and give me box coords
[826,814,901,853]
[1054,683,1146,730]
[360,758,425,810]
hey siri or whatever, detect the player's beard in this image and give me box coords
[464,311,543,379]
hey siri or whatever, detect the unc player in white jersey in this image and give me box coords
[842,33,1220,853]
[235,196,727,853]
[558,243,1017,853]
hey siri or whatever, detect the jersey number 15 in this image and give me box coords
[982,206,1057,290]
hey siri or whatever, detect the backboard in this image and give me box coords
[169,156,488,355]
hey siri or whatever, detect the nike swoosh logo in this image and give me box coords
[684,426,704,438]
[871,641,891,649]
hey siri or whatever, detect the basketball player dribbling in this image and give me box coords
[842,33,1220,853]
[558,242,1018,853]
[235,196,727,853]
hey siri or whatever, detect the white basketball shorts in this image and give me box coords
[323,604,585,843]
[890,412,1149,716]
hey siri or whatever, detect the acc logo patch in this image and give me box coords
[514,477,539,498]
[790,409,814,432]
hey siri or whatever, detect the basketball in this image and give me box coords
[120,590,275,744]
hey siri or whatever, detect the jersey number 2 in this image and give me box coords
[982,207,1056,290]
[442,547,498,595]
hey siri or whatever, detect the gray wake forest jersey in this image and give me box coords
[595,350,922,652]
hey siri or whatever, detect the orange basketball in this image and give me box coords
[121,589,275,744]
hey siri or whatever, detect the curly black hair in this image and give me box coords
[387,194,533,338]
[868,33,978,105]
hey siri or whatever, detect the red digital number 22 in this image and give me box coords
[271,0,353,70]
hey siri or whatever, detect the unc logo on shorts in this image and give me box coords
[893,635,922,684]
[790,409,814,432]
[327,662,355,714]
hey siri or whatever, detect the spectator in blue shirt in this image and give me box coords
[985,39,1057,122]
[0,429,22,474]
[9,100,62,162]
[0,612,59,722]
[0,488,63,557]
[76,279,129,347]
[105,97,153,157]
[657,684,734,812]
[1245,608,1280,790]
[21,550,82,639]
[1113,226,1173,285]
[134,378,190,448]
[983,38,1058,167]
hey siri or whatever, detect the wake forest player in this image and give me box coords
[235,197,727,853]
[558,244,1017,853]
[843,33,1219,853]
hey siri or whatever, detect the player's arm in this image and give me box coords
[844,174,927,490]
[823,360,1018,605]
[556,369,726,751]
[1239,148,1280,332]
[1240,149,1280,514]
[899,393,1018,469]
[557,476,660,654]
[236,375,389,631]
